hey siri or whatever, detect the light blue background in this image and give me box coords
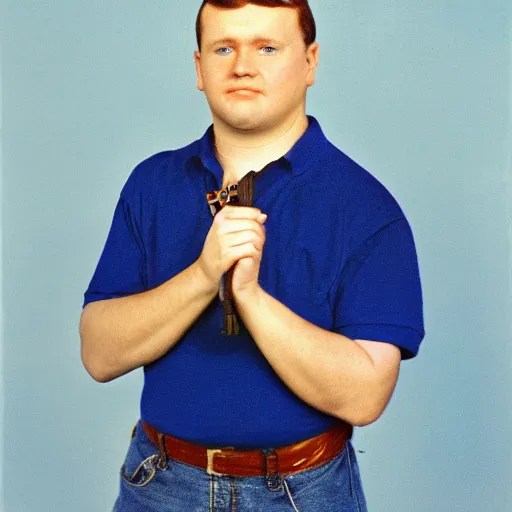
[1,1,511,510]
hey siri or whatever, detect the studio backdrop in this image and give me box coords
[1,1,511,511]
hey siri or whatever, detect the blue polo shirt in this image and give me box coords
[83,115,424,448]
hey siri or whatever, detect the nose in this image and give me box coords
[233,48,258,77]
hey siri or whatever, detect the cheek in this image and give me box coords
[269,73,303,101]
[267,61,305,88]
[263,65,292,90]
[202,64,225,85]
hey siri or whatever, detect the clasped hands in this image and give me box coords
[197,205,267,301]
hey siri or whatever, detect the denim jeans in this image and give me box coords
[113,420,368,512]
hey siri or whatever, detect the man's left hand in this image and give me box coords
[231,214,267,300]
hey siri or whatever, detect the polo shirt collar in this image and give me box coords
[191,114,329,178]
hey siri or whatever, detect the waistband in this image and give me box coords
[139,420,353,477]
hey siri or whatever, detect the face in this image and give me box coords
[194,4,319,132]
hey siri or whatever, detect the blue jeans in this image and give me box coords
[113,420,368,511]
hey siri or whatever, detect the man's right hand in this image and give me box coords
[197,205,268,289]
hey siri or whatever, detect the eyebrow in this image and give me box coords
[207,37,284,49]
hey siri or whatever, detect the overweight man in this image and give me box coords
[80,1,425,511]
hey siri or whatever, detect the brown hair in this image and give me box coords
[195,0,316,51]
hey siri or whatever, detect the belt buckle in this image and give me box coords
[206,448,223,476]
[206,447,235,476]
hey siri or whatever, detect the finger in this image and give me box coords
[221,205,263,219]
[229,242,260,263]
[225,228,265,248]
[219,218,266,235]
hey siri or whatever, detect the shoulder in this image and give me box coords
[120,140,199,202]
[314,143,406,234]
[323,144,403,211]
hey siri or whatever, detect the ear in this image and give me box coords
[305,42,319,87]
[194,50,204,91]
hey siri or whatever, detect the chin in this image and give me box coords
[219,114,265,131]
[217,109,277,132]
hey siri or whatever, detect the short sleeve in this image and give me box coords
[332,217,425,359]
[82,194,147,308]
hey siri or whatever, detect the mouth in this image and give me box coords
[227,89,261,100]
[227,88,261,94]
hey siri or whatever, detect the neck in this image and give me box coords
[213,111,309,183]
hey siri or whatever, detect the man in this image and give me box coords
[80,1,425,511]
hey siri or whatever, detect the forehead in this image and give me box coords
[201,4,300,42]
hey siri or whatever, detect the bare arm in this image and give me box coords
[80,204,266,383]
[79,260,218,383]
[235,286,401,427]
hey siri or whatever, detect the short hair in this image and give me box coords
[195,0,316,51]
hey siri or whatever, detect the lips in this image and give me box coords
[228,88,260,94]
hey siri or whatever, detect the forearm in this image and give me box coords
[80,260,218,383]
[235,287,394,426]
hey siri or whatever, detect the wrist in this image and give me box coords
[234,284,264,308]
[193,259,219,295]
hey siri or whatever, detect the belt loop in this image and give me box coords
[156,433,169,470]
[262,448,282,491]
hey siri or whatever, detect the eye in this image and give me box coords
[215,46,277,55]
[216,47,232,55]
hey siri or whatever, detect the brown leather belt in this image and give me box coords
[140,420,353,477]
